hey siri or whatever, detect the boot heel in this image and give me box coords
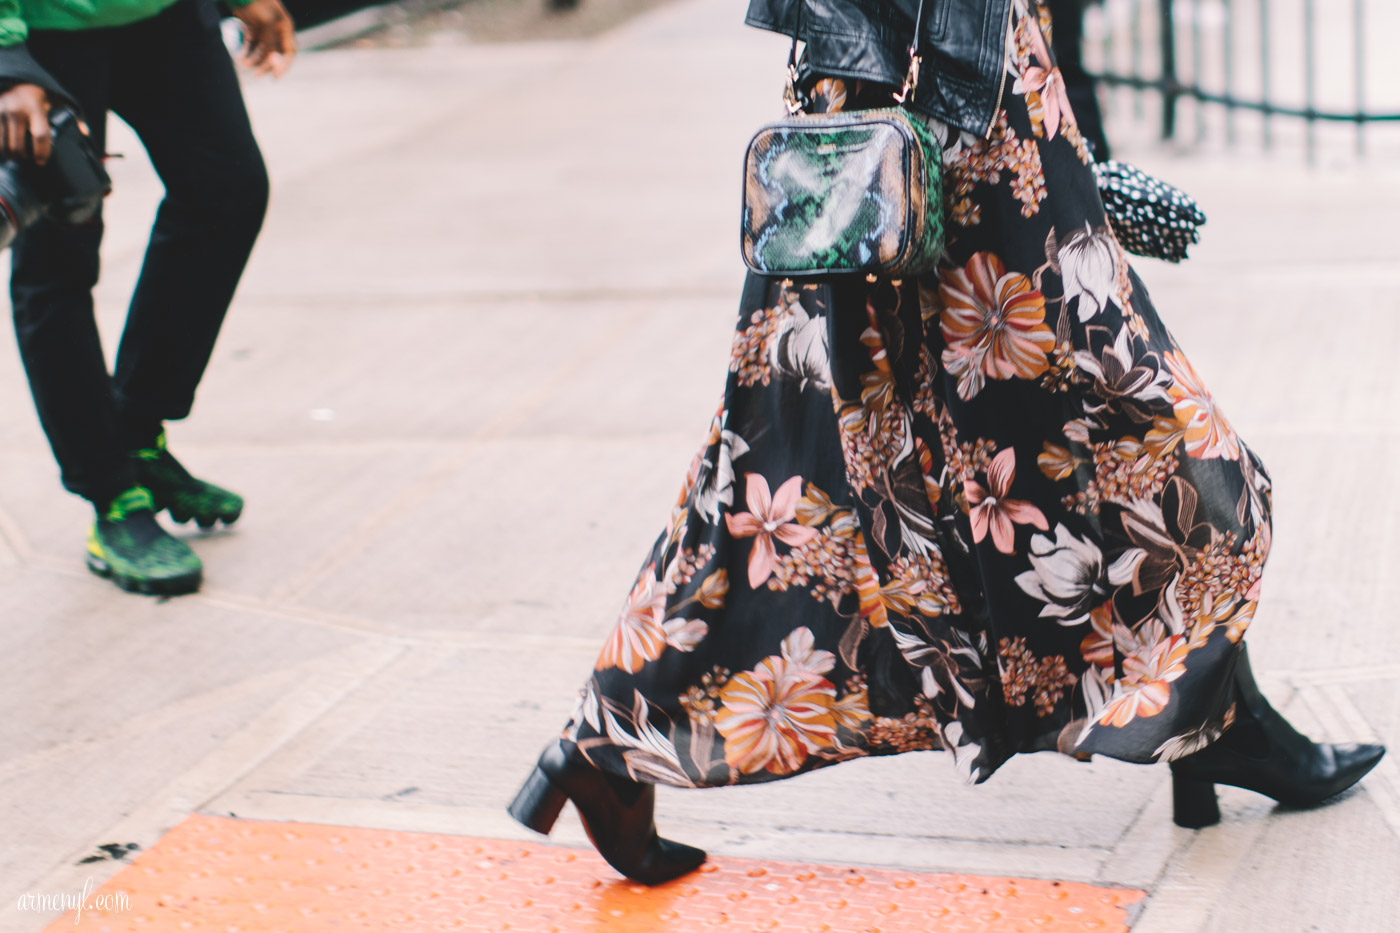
[1172,773,1221,828]
[507,766,567,835]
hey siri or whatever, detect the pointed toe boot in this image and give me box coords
[1170,646,1386,828]
[507,740,706,886]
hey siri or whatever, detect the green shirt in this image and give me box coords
[0,0,251,47]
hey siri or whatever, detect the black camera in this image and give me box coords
[0,107,111,250]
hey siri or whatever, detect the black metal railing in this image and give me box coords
[1085,0,1400,161]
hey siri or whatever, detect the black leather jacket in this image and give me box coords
[745,0,1014,137]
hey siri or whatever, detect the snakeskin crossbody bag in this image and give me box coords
[740,0,944,278]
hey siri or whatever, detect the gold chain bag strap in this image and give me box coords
[740,0,945,278]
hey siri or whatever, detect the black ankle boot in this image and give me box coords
[1170,645,1385,828]
[507,740,706,885]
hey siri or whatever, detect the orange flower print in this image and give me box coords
[596,564,668,674]
[1081,608,1166,672]
[1225,599,1256,643]
[1079,603,1119,669]
[831,684,872,733]
[940,252,1056,401]
[725,474,819,588]
[1163,350,1240,461]
[1097,635,1191,727]
[1143,413,1187,459]
[965,448,1049,554]
[715,628,839,775]
[851,531,890,630]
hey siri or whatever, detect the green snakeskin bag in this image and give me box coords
[740,0,944,279]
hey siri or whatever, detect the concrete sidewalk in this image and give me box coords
[1,1,1398,930]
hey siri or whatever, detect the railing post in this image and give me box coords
[1131,0,1144,120]
[1260,0,1272,149]
[1159,0,1178,140]
[1304,0,1316,164]
[1191,0,1205,142]
[1355,0,1366,157]
[1224,0,1235,145]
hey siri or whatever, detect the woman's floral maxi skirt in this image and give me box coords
[563,2,1273,787]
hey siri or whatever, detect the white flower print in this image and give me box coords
[1153,718,1228,762]
[599,689,696,787]
[769,299,832,392]
[780,626,837,679]
[1073,325,1172,418]
[663,618,709,652]
[1055,224,1118,322]
[1014,523,1122,624]
[694,422,751,523]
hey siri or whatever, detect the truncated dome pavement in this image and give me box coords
[42,814,1144,931]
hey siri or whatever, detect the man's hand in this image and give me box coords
[232,0,297,79]
[0,84,52,164]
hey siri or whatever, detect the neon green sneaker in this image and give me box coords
[87,486,203,596]
[131,432,243,529]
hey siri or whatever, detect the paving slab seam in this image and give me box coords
[201,792,549,839]
[676,820,1115,857]
[669,840,1113,886]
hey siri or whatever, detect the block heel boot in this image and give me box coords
[1169,645,1385,828]
[507,740,706,885]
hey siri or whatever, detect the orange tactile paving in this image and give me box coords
[46,814,1143,932]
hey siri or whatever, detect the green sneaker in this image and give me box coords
[87,486,203,595]
[132,432,243,529]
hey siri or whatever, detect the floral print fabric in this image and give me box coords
[562,0,1271,787]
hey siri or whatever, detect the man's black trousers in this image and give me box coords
[10,0,268,506]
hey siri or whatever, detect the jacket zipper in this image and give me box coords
[984,1,1014,138]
